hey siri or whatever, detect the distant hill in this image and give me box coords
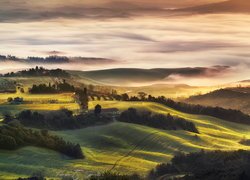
[0,54,114,65]
[2,67,70,78]
[69,67,226,86]
[178,0,250,14]
[70,68,170,85]
[69,68,222,98]
[241,80,250,83]
[186,88,250,114]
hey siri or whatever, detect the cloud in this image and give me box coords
[1,0,250,23]
[177,0,250,15]
[43,51,67,55]
[0,0,226,22]
[169,65,231,78]
[141,41,245,53]
[71,57,121,65]
[111,32,156,42]
[0,3,136,22]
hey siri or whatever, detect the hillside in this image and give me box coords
[69,68,222,99]
[70,68,172,86]
[1,101,250,178]
[178,0,250,14]
[114,84,218,99]
[186,88,250,114]
[69,67,225,86]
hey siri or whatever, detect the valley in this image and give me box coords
[1,97,250,179]
[0,67,249,179]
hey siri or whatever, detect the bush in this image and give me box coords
[5,109,113,130]
[149,150,250,180]
[0,124,84,159]
[89,172,141,180]
[118,108,199,133]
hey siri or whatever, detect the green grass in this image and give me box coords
[0,93,80,117]
[1,100,250,179]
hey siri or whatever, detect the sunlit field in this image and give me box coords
[1,100,250,178]
[0,93,80,119]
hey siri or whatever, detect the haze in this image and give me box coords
[0,0,249,86]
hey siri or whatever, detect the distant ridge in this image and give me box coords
[186,88,250,114]
[69,66,228,86]
[240,80,250,83]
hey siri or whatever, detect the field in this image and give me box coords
[1,99,250,179]
[0,93,80,120]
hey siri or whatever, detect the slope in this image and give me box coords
[1,101,250,179]
[186,88,250,114]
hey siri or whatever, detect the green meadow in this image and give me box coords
[0,98,250,179]
[0,93,80,120]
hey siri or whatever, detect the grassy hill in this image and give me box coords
[186,88,250,114]
[69,68,171,86]
[69,69,218,99]
[1,101,250,179]
[0,93,79,120]
[69,67,220,87]
[114,84,217,99]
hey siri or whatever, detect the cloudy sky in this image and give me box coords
[0,0,250,85]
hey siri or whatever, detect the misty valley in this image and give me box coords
[0,67,249,180]
[1,0,250,179]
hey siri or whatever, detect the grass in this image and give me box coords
[0,93,80,117]
[1,100,250,179]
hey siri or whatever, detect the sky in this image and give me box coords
[0,0,250,85]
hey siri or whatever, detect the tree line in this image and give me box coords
[115,94,250,125]
[4,109,113,130]
[149,96,250,125]
[0,122,84,159]
[0,54,69,63]
[148,150,250,180]
[1,66,70,77]
[27,56,69,63]
[118,108,199,133]
[29,80,89,111]
[29,80,75,94]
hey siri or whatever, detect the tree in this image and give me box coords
[88,84,94,92]
[75,88,89,111]
[3,113,14,123]
[138,92,147,100]
[20,88,25,93]
[94,104,102,116]
[7,97,13,103]
[41,129,49,136]
[121,93,129,101]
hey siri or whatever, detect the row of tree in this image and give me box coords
[29,80,75,94]
[0,55,69,63]
[118,108,199,133]
[2,67,70,77]
[150,96,250,125]
[27,56,69,63]
[0,123,84,159]
[148,150,250,180]
[4,108,112,130]
[121,94,250,125]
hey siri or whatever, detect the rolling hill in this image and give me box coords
[69,67,223,86]
[70,68,173,86]
[1,101,250,179]
[186,88,250,114]
[69,68,220,98]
